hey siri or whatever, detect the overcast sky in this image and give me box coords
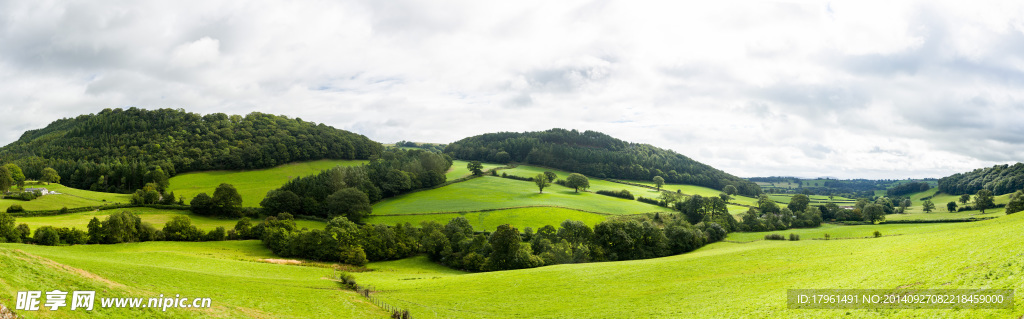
[2,0,1023,179]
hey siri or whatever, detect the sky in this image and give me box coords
[1,0,1023,179]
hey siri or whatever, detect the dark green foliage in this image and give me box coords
[324,188,372,222]
[959,194,971,205]
[0,211,17,243]
[938,163,1024,196]
[764,234,785,240]
[260,190,301,215]
[757,195,780,215]
[96,211,150,244]
[873,230,882,238]
[0,108,382,193]
[723,185,737,196]
[1006,190,1024,215]
[564,173,589,193]
[484,224,543,271]
[162,215,203,241]
[675,195,739,232]
[6,164,25,189]
[467,161,484,176]
[41,167,61,184]
[15,224,30,243]
[445,129,762,196]
[595,189,634,200]
[922,200,935,213]
[33,226,61,245]
[653,176,665,191]
[190,193,214,215]
[947,201,958,212]
[789,233,800,241]
[534,173,551,193]
[543,171,557,182]
[268,149,450,216]
[864,204,885,223]
[212,183,243,217]
[975,189,995,213]
[886,182,931,197]
[787,194,810,212]
[205,226,227,241]
[0,165,13,192]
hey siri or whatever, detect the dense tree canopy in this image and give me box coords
[0,108,382,193]
[444,129,761,196]
[938,163,1024,196]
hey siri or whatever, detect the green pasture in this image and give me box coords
[352,211,1024,318]
[15,207,326,232]
[0,241,385,318]
[1,182,131,212]
[766,194,856,206]
[365,206,608,232]
[167,159,366,207]
[372,176,675,216]
[446,160,505,180]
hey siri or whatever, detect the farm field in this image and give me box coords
[16,207,326,231]
[371,176,676,216]
[724,221,975,242]
[365,206,608,232]
[351,212,1024,318]
[767,194,856,205]
[446,160,505,180]
[167,159,366,207]
[0,241,385,318]
[1,183,131,211]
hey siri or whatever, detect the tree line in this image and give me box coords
[0,108,382,193]
[938,163,1024,196]
[444,128,762,197]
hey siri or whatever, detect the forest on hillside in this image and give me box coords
[938,163,1024,195]
[444,129,761,196]
[0,108,382,193]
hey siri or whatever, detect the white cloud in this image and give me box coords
[1,0,1023,179]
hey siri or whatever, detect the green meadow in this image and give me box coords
[0,241,384,318]
[16,207,326,231]
[371,175,676,216]
[446,160,505,180]
[365,206,608,232]
[167,159,366,207]
[1,183,131,212]
[351,211,1024,318]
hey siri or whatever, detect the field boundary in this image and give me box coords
[371,205,655,217]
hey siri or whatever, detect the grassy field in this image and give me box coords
[0,241,385,318]
[767,194,857,206]
[371,176,675,216]
[351,212,1024,318]
[365,207,608,232]
[15,207,326,231]
[167,159,366,207]
[724,221,976,242]
[1,183,131,212]
[446,160,505,181]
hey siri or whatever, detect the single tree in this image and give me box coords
[543,171,557,182]
[40,167,61,185]
[788,194,810,213]
[723,185,738,196]
[467,161,484,176]
[863,203,886,223]
[947,201,958,212]
[534,173,550,194]
[959,194,971,205]
[899,199,911,214]
[719,193,731,203]
[1005,190,1024,215]
[5,164,25,190]
[975,189,995,213]
[922,199,935,213]
[564,173,590,193]
[0,166,12,194]
[212,183,243,217]
[653,176,665,191]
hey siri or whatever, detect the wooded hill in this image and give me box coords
[938,163,1024,195]
[444,128,762,196]
[0,108,381,193]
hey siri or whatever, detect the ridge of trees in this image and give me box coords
[938,163,1024,196]
[443,128,761,197]
[0,108,382,193]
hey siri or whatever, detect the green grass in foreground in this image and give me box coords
[365,207,608,231]
[16,207,326,231]
[353,212,1024,318]
[0,241,385,318]
[372,176,675,216]
[167,159,366,207]
[1,183,131,212]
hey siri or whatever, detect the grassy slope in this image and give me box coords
[16,207,326,231]
[372,176,676,216]
[447,160,504,181]
[1,183,131,211]
[365,207,608,232]
[167,159,366,207]
[354,213,1024,318]
[0,241,386,319]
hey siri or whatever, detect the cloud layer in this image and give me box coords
[2,0,1023,179]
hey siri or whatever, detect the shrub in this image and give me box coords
[824,233,830,240]
[6,205,24,213]
[873,230,882,238]
[764,234,785,240]
[788,233,800,241]
[637,197,666,207]
[337,272,358,289]
[595,189,635,200]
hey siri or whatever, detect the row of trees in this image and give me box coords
[444,129,762,196]
[938,163,1024,196]
[260,149,451,222]
[0,108,383,193]
[0,210,232,246]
